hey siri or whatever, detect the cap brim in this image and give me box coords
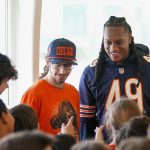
[50,58,78,65]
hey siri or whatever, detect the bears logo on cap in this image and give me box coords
[48,38,77,65]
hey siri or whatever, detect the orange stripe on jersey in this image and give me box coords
[80,104,96,109]
[80,109,96,113]
[80,114,96,118]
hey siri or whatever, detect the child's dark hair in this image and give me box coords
[10,104,38,131]
[0,53,18,84]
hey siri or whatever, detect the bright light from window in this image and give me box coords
[40,0,150,88]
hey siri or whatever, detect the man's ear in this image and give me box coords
[46,56,49,65]
[1,112,8,124]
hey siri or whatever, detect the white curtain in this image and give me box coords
[4,0,42,107]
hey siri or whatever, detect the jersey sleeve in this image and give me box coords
[79,66,98,140]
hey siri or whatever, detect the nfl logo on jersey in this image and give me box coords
[119,68,125,74]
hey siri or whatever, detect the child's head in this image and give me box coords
[105,97,141,132]
[10,104,38,132]
[116,115,150,145]
[0,99,14,138]
[71,140,109,150]
[0,130,54,150]
[0,53,18,94]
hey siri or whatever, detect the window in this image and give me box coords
[0,0,11,105]
[0,0,42,107]
[1,0,150,107]
[40,0,150,89]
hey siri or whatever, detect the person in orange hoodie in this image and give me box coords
[21,38,80,141]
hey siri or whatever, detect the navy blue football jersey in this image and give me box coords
[79,53,150,140]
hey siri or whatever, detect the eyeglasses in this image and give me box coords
[51,63,74,70]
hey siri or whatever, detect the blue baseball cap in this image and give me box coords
[47,38,78,65]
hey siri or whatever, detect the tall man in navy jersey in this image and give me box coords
[79,16,150,140]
